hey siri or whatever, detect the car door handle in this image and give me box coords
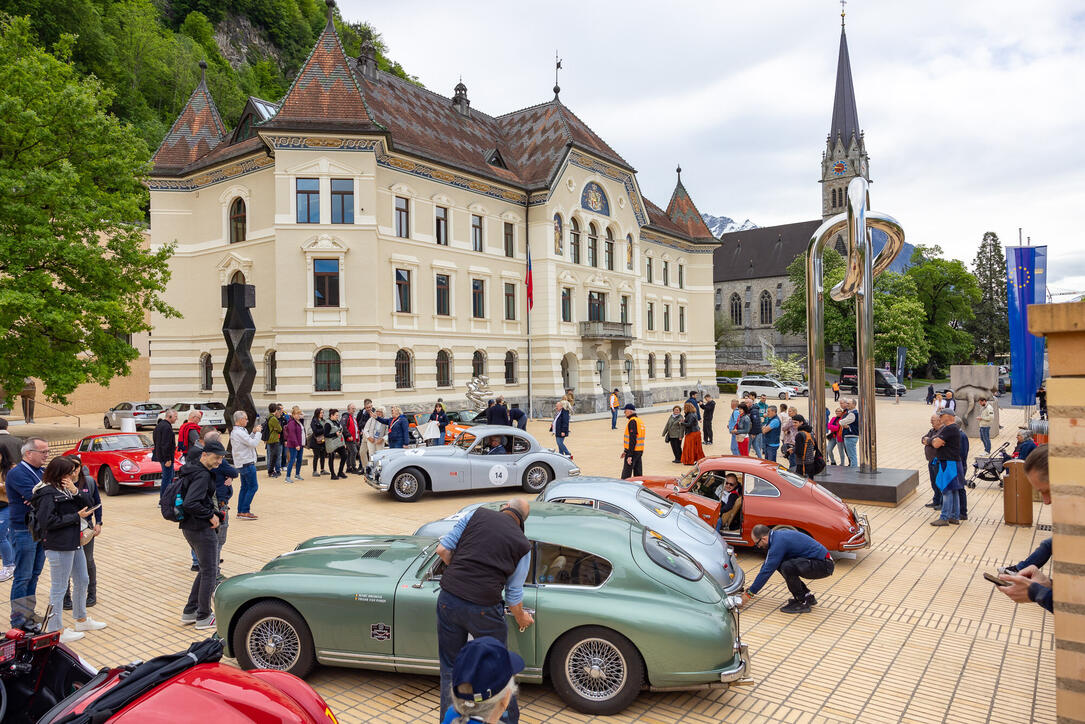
[504,606,535,616]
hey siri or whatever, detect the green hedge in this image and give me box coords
[718,383,737,393]
[716,369,743,377]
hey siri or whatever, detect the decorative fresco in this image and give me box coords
[553,214,564,255]
[580,181,610,216]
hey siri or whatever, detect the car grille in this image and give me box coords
[140,473,162,482]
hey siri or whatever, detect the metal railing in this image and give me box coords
[579,321,633,340]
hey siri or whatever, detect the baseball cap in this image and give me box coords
[936,408,956,418]
[202,440,227,455]
[623,403,636,411]
[451,636,525,703]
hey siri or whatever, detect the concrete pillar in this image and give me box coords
[1028,301,1085,723]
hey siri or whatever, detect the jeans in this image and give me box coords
[611,407,618,429]
[555,435,570,456]
[730,434,739,455]
[1017,538,1052,570]
[45,548,88,632]
[0,507,14,565]
[979,426,991,454]
[778,557,834,600]
[287,447,303,477]
[67,536,96,601]
[957,486,968,519]
[843,436,859,468]
[266,442,281,475]
[237,463,258,514]
[10,530,45,626]
[928,459,942,506]
[435,429,446,446]
[751,434,763,458]
[940,487,960,521]
[437,590,519,724]
[158,461,174,506]
[765,444,779,462]
[825,438,840,465]
[182,527,219,619]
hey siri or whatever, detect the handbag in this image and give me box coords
[80,518,98,546]
[324,421,344,452]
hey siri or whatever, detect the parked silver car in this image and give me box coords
[103,402,164,430]
[166,401,228,430]
[413,478,744,593]
[366,425,580,502]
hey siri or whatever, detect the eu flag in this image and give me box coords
[1006,245,1047,406]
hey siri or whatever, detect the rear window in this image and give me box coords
[636,488,674,517]
[643,530,702,581]
[136,404,162,411]
[777,469,808,488]
[197,403,226,410]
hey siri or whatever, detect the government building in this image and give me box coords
[147,10,719,414]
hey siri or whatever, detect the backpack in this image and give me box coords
[25,503,45,542]
[159,469,188,522]
[260,422,271,442]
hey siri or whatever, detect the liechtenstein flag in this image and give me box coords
[526,247,534,311]
[1006,245,1047,406]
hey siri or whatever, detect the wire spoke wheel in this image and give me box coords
[523,464,551,491]
[565,637,627,701]
[394,473,419,497]
[246,616,301,671]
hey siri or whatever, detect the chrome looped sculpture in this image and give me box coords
[806,177,905,472]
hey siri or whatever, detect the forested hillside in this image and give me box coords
[0,0,415,152]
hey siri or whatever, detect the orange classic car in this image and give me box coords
[630,456,870,552]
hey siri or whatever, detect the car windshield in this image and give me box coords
[881,372,899,384]
[452,432,477,450]
[95,434,151,451]
[636,488,674,517]
[136,403,162,411]
[777,469,807,488]
[197,403,225,411]
[642,530,703,581]
[675,463,701,490]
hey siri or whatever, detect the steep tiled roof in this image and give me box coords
[644,198,694,238]
[829,24,861,147]
[713,220,822,282]
[665,171,716,240]
[150,66,227,175]
[179,136,268,176]
[261,17,381,133]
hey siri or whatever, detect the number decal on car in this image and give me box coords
[488,464,509,485]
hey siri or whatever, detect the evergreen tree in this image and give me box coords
[905,245,981,376]
[966,231,1009,363]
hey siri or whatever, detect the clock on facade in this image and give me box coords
[832,161,848,175]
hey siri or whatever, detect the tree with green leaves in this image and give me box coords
[714,310,741,350]
[905,245,981,376]
[965,231,1009,363]
[775,250,856,350]
[0,17,178,403]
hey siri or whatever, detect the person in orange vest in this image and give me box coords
[619,404,645,479]
[832,381,840,402]
[608,388,620,430]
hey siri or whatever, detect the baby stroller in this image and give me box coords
[966,440,1011,488]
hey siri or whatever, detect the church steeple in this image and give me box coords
[820,9,870,220]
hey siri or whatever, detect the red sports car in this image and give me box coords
[62,433,171,496]
[631,456,870,552]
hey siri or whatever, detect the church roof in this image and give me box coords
[665,168,716,240]
[828,23,861,147]
[149,63,227,174]
[713,219,822,282]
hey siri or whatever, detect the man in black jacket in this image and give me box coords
[486,396,511,426]
[178,439,226,630]
[153,409,177,506]
[700,394,716,445]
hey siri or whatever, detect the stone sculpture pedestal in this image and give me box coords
[950,364,999,438]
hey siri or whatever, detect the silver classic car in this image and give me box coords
[366,425,581,502]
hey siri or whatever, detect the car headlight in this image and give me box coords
[725,594,744,610]
[119,460,138,473]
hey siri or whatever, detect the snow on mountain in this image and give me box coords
[701,213,758,238]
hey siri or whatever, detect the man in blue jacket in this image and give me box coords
[999,446,1052,613]
[742,524,834,614]
[7,437,49,627]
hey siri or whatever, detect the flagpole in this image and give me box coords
[525,195,533,420]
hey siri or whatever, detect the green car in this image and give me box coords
[214,503,751,715]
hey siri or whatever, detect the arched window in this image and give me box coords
[436,350,452,388]
[314,348,341,392]
[715,288,722,310]
[199,353,213,391]
[680,353,687,378]
[504,351,517,384]
[553,214,564,255]
[647,353,656,379]
[229,270,246,284]
[626,233,634,270]
[395,349,412,389]
[472,350,486,378]
[664,353,672,378]
[229,198,246,244]
[587,223,598,267]
[264,350,276,392]
[570,218,581,264]
[760,290,773,325]
[729,293,742,326]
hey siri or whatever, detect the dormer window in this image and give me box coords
[235,114,254,142]
[488,149,507,169]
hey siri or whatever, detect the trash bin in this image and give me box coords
[120,417,137,433]
[1002,459,1033,526]
[1028,419,1049,445]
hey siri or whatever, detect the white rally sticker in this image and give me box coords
[488,464,510,485]
[405,448,425,456]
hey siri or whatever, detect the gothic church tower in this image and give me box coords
[820,13,869,220]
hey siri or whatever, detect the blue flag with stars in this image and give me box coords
[1006,245,1047,406]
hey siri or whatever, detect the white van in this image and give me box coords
[736,377,792,400]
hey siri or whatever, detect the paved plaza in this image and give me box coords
[16,397,1053,723]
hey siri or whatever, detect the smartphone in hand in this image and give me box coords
[983,571,1011,587]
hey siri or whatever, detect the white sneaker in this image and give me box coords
[74,618,107,632]
[284,477,293,484]
[59,629,85,643]
[0,565,14,582]
[194,615,216,630]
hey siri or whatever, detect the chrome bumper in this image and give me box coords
[841,509,871,550]
[364,465,389,492]
[568,467,581,476]
[720,641,751,684]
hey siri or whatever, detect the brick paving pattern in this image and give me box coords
[17,398,1053,723]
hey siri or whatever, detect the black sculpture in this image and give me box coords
[222,283,257,431]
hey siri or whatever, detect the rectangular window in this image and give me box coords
[647,302,655,330]
[561,287,572,322]
[571,234,581,264]
[588,291,606,322]
[587,237,597,267]
[472,278,485,318]
[296,178,319,224]
[679,306,686,333]
[472,215,483,252]
[646,257,653,284]
[313,258,339,307]
[605,240,614,270]
[678,264,685,289]
[435,274,450,316]
[663,304,671,332]
[395,269,411,313]
[620,295,629,324]
[662,261,670,286]
[395,196,410,238]
[331,179,354,224]
[435,206,448,245]
[504,282,516,320]
[503,222,514,258]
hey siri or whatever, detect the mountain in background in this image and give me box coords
[702,213,758,237]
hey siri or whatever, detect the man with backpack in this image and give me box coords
[176,439,227,630]
[262,404,282,478]
[153,409,177,506]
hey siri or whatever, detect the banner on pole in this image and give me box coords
[896,346,907,381]
[1006,245,1047,406]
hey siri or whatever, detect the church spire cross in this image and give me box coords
[554,51,562,98]
[840,0,847,26]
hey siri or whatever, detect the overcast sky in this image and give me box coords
[341,0,1085,296]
